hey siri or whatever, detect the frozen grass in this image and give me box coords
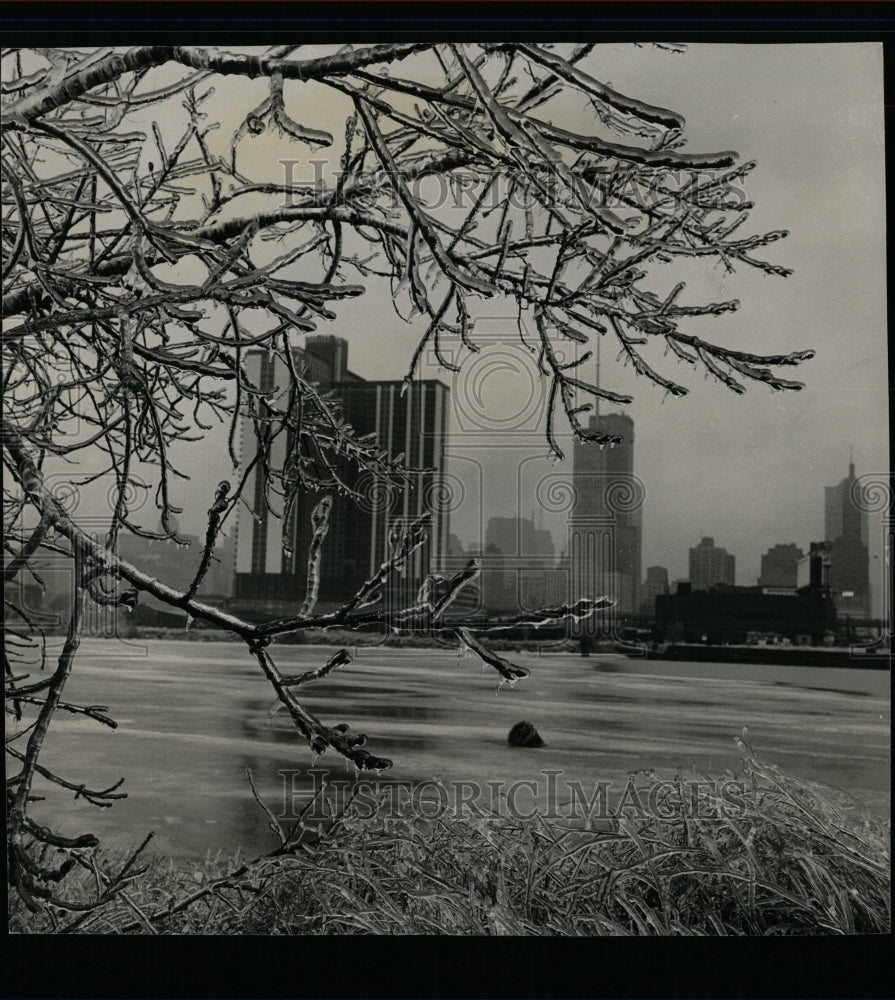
[10,740,889,935]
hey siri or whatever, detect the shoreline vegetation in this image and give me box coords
[10,738,890,935]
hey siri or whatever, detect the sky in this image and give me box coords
[22,42,889,615]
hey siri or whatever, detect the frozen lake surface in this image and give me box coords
[21,638,890,859]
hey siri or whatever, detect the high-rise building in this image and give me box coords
[476,541,509,614]
[485,516,555,564]
[639,565,669,615]
[758,543,804,589]
[234,336,450,614]
[689,537,736,591]
[571,411,642,615]
[481,515,556,614]
[824,456,870,617]
[825,459,869,549]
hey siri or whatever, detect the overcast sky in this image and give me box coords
[40,42,888,614]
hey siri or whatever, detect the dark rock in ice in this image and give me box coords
[508,720,545,748]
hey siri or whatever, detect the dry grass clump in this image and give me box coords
[9,740,889,935]
[237,746,889,935]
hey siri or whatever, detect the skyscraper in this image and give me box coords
[482,515,556,614]
[689,537,736,591]
[825,456,869,549]
[824,456,870,617]
[571,410,643,616]
[234,336,450,614]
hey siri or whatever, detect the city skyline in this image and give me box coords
[26,44,887,618]
[178,330,886,617]
[448,459,878,588]
[443,452,880,622]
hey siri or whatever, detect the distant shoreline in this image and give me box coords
[76,626,595,655]
[64,627,893,669]
[615,641,891,670]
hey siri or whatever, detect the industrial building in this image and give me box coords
[655,546,836,645]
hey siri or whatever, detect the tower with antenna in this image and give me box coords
[823,451,870,619]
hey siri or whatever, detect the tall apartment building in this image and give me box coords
[234,336,450,614]
[689,536,736,591]
[824,456,870,617]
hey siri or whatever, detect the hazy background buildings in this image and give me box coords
[758,544,803,590]
[229,366,878,634]
[690,538,736,593]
